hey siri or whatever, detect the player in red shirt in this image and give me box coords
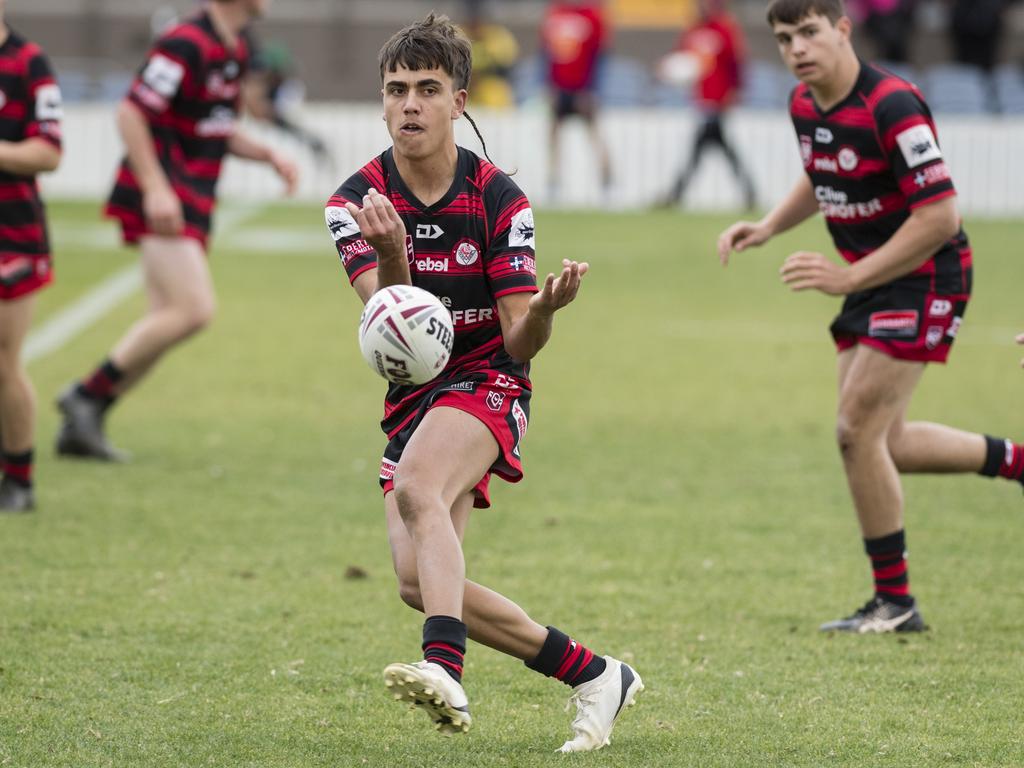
[541,1,612,202]
[0,1,62,511]
[55,0,297,461]
[718,0,1024,633]
[657,0,756,209]
[326,14,641,750]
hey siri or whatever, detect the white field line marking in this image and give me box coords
[24,203,266,364]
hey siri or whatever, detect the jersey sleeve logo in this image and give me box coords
[325,205,360,241]
[142,53,186,98]
[895,124,942,168]
[34,84,63,121]
[509,208,535,249]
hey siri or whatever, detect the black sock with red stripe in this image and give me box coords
[865,530,913,607]
[979,435,1024,483]
[422,615,467,683]
[2,449,33,488]
[76,359,124,408]
[525,626,607,687]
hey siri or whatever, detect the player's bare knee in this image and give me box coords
[397,579,424,611]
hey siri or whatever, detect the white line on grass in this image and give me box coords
[24,202,266,364]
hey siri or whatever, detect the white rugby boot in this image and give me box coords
[383,661,472,734]
[557,655,643,753]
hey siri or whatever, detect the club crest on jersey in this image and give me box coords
[453,240,480,266]
[837,146,859,172]
[509,208,535,248]
[486,391,506,412]
[326,206,360,241]
[800,135,812,167]
[896,124,942,168]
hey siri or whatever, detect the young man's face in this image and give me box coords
[772,13,852,86]
[382,65,467,161]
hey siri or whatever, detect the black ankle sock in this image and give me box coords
[77,359,124,405]
[422,615,467,683]
[2,449,33,488]
[865,530,913,607]
[979,435,1006,477]
[525,626,607,687]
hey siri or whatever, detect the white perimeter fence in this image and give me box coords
[42,104,1024,217]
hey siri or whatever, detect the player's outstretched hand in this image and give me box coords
[344,188,408,261]
[1017,332,1024,367]
[270,151,299,196]
[530,259,589,316]
[717,220,771,266]
[143,183,185,236]
[780,250,851,296]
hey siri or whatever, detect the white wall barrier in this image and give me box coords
[42,103,1024,217]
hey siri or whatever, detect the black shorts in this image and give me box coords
[379,370,531,509]
[830,273,971,363]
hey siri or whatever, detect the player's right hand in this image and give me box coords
[717,220,770,266]
[345,188,407,262]
[144,184,185,236]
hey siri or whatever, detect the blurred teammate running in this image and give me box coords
[56,0,297,460]
[718,0,1024,633]
[0,0,62,511]
[325,13,642,751]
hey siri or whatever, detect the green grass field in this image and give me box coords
[2,201,1023,767]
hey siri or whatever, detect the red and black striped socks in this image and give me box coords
[864,530,912,607]
[2,449,33,488]
[422,615,467,683]
[77,359,124,408]
[980,435,1024,483]
[525,626,607,687]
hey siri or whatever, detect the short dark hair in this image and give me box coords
[378,13,472,91]
[766,0,846,25]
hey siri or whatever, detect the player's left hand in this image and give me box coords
[780,251,851,296]
[530,259,589,316]
[270,151,299,196]
[1016,332,1024,368]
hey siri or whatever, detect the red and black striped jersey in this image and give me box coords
[0,30,61,261]
[106,10,249,244]
[326,146,538,433]
[790,61,971,293]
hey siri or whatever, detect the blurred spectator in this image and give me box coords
[850,0,916,63]
[463,0,519,108]
[950,0,1006,73]
[541,0,612,202]
[243,38,335,173]
[656,0,756,210]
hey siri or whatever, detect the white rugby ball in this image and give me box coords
[358,285,454,385]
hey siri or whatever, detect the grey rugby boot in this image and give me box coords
[0,476,35,512]
[55,385,127,462]
[383,661,472,734]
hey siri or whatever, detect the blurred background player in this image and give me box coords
[243,37,336,175]
[656,0,756,210]
[325,13,641,751]
[55,0,297,461]
[462,0,519,109]
[0,0,62,511]
[718,0,1024,634]
[540,0,612,204]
